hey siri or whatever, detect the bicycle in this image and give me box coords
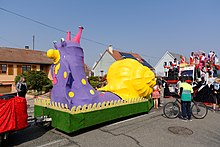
[163,97,208,119]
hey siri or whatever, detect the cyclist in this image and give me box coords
[179,79,194,121]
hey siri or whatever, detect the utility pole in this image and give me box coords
[33,35,35,50]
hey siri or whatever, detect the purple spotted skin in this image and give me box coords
[50,30,121,109]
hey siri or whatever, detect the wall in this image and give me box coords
[154,52,174,77]
[0,62,51,93]
[93,52,116,76]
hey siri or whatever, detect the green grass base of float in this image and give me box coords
[34,99,153,133]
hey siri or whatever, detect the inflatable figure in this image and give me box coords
[47,27,121,109]
[47,26,155,109]
[99,58,156,100]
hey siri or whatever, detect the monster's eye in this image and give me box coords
[61,38,65,42]
[53,41,58,49]
[60,38,66,47]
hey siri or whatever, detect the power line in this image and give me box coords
[0,36,22,48]
[0,7,66,33]
[0,7,158,61]
[0,7,110,47]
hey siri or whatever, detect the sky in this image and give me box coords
[0,0,220,68]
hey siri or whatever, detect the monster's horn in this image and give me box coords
[72,26,84,44]
[66,31,71,41]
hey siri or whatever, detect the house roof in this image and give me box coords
[168,51,182,61]
[93,49,154,70]
[154,51,189,69]
[0,47,53,64]
[169,51,189,62]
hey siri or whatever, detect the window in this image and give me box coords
[8,64,13,75]
[32,65,37,71]
[0,64,7,74]
[22,65,31,73]
[40,65,44,71]
[40,65,49,74]
[119,52,136,60]
[164,62,167,66]
[181,70,193,77]
[17,65,22,75]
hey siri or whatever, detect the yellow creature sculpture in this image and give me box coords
[98,58,156,100]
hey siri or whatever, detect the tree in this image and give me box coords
[88,76,105,89]
[15,70,52,95]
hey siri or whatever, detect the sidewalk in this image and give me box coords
[26,94,35,119]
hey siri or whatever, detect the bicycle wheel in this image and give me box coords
[163,102,180,119]
[191,102,208,119]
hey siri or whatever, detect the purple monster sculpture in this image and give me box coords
[47,26,121,109]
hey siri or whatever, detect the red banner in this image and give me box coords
[0,97,28,133]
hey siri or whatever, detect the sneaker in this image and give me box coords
[181,117,188,122]
[188,119,192,121]
[211,109,216,112]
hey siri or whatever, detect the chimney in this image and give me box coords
[108,45,113,54]
[25,45,29,49]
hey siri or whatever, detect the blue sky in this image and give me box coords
[0,0,220,68]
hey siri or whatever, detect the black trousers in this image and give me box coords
[181,101,191,119]
[18,92,26,98]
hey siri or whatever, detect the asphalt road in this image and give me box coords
[2,97,220,147]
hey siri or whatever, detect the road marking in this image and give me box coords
[106,111,157,127]
[37,139,66,147]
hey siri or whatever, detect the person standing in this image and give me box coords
[172,58,179,73]
[190,52,195,65]
[163,79,170,97]
[179,79,194,121]
[152,83,160,109]
[156,77,163,106]
[175,77,182,96]
[158,77,164,106]
[207,72,215,87]
[16,77,28,98]
[210,78,220,111]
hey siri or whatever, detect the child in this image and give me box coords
[152,84,160,109]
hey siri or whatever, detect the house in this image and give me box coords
[84,64,91,77]
[0,47,53,93]
[154,51,188,77]
[92,47,154,76]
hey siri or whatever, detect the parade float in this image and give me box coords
[34,26,156,133]
[164,50,220,97]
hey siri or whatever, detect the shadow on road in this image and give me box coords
[2,125,52,147]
